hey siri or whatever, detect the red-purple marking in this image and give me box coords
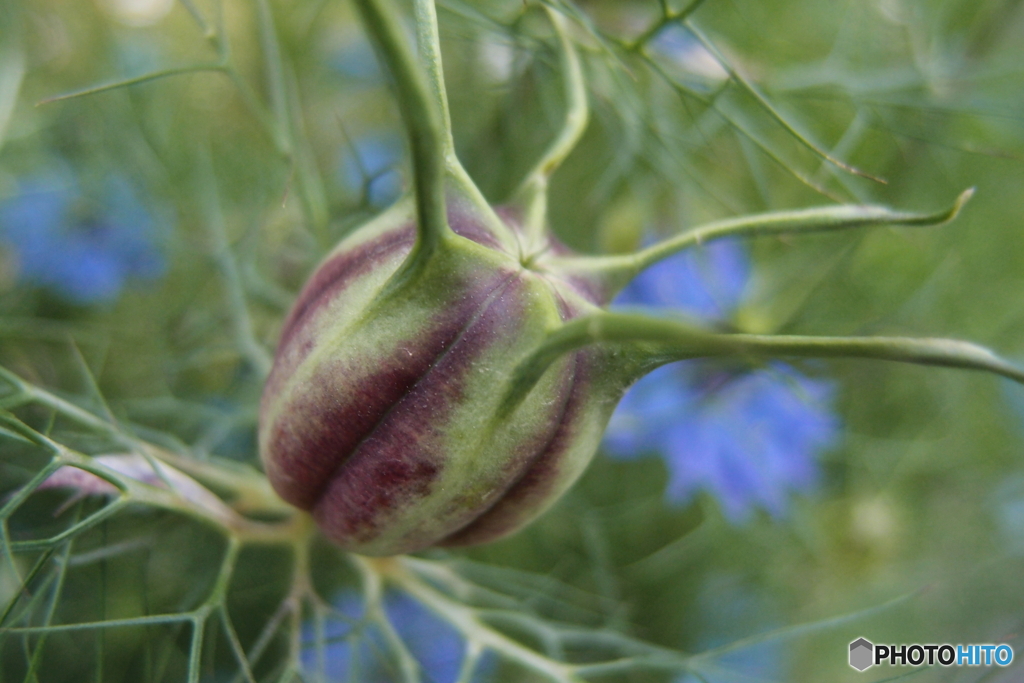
[437,294,591,547]
[438,350,592,547]
[262,204,609,551]
[313,274,530,548]
[277,227,416,355]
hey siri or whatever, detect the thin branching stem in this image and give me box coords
[354,557,422,682]
[21,533,75,681]
[514,6,589,249]
[501,311,1024,415]
[177,0,216,41]
[2,569,59,635]
[199,150,274,378]
[38,61,287,159]
[547,188,973,298]
[221,608,258,683]
[0,365,290,517]
[11,500,129,553]
[688,587,925,662]
[455,641,483,683]
[2,609,197,634]
[366,557,585,683]
[1,430,299,546]
[251,0,330,244]
[684,20,884,183]
[627,0,710,50]
[37,64,227,105]
[186,615,206,683]
[585,10,862,198]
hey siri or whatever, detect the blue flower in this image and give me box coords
[305,591,468,683]
[604,240,840,522]
[339,135,405,208]
[614,237,750,318]
[0,171,166,304]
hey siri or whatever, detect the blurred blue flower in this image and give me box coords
[993,472,1024,557]
[678,574,787,683]
[604,240,840,522]
[306,590,467,683]
[648,24,728,83]
[1004,379,1024,435]
[331,38,383,81]
[339,135,404,208]
[614,237,751,317]
[0,171,166,304]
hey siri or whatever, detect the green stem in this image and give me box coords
[0,5,25,155]
[546,189,974,298]
[353,557,421,682]
[365,557,583,683]
[684,20,883,183]
[413,0,454,156]
[199,151,274,378]
[284,63,331,245]
[501,311,1024,415]
[251,0,330,245]
[225,69,290,153]
[628,0,710,50]
[412,0,520,252]
[353,0,453,267]
[252,0,290,154]
[178,0,217,42]
[513,6,589,249]
[38,64,227,105]
[0,365,292,517]
[48,449,299,543]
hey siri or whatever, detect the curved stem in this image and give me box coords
[0,364,292,517]
[513,6,589,249]
[684,20,883,184]
[547,188,974,298]
[501,310,1024,415]
[42,449,300,544]
[353,0,453,266]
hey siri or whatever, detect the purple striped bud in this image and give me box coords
[259,196,622,556]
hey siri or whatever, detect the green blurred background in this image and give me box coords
[2,0,1024,681]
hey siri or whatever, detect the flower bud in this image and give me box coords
[259,196,621,556]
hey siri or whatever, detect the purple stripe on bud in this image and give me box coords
[277,228,415,353]
[264,269,513,511]
[439,350,593,548]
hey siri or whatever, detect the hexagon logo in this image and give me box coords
[849,637,874,671]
